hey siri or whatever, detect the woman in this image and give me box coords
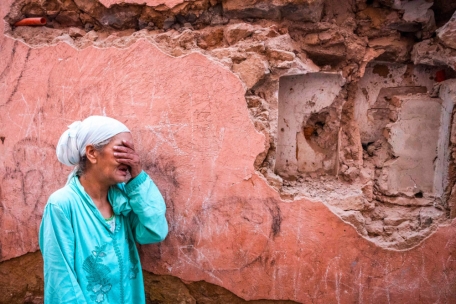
[39,116,168,304]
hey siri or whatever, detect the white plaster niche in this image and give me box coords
[437,80,456,197]
[353,62,453,204]
[354,62,439,144]
[377,95,443,199]
[275,72,345,179]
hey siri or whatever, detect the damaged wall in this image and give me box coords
[2,0,456,303]
[276,72,345,178]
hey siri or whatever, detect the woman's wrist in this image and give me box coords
[125,171,147,191]
[130,166,142,179]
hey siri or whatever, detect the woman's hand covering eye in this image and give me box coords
[113,140,142,178]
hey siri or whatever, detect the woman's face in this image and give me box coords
[95,132,133,185]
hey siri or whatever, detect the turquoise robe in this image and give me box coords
[39,171,168,304]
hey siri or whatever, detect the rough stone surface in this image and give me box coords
[100,0,186,8]
[437,10,456,50]
[224,23,256,45]
[367,36,414,63]
[401,0,435,38]
[222,0,324,22]
[412,39,456,70]
[197,27,225,49]
[232,54,269,89]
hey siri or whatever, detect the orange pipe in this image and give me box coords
[14,17,46,26]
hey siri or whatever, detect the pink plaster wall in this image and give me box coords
[1,1,456,303]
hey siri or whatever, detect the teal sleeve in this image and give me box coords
[39,203,87,304]
[124,171,168,244]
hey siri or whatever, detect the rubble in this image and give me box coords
[232,54,269,89]
[412,39,456,70]
[437,10,456,49]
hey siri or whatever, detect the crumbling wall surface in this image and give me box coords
[276,73,346,178]
[2,0,456,303]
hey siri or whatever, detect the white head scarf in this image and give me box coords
[56,115,130,166]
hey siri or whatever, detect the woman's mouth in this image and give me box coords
[118,165,129,175]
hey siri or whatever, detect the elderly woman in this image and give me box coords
[39,116,168,303]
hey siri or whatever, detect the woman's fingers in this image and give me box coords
[113,140,135,154]
[115,158,136,166]
[113,147,138,162]
[113,153,137,161]
[121,140,135,150]
[113,146,134,154]
[113,151,140,164]
[113,141,142,178]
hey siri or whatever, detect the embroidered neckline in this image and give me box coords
[104,214,114,221]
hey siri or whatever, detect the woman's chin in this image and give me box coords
[115,170,130,182]
[107,172,125,184]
